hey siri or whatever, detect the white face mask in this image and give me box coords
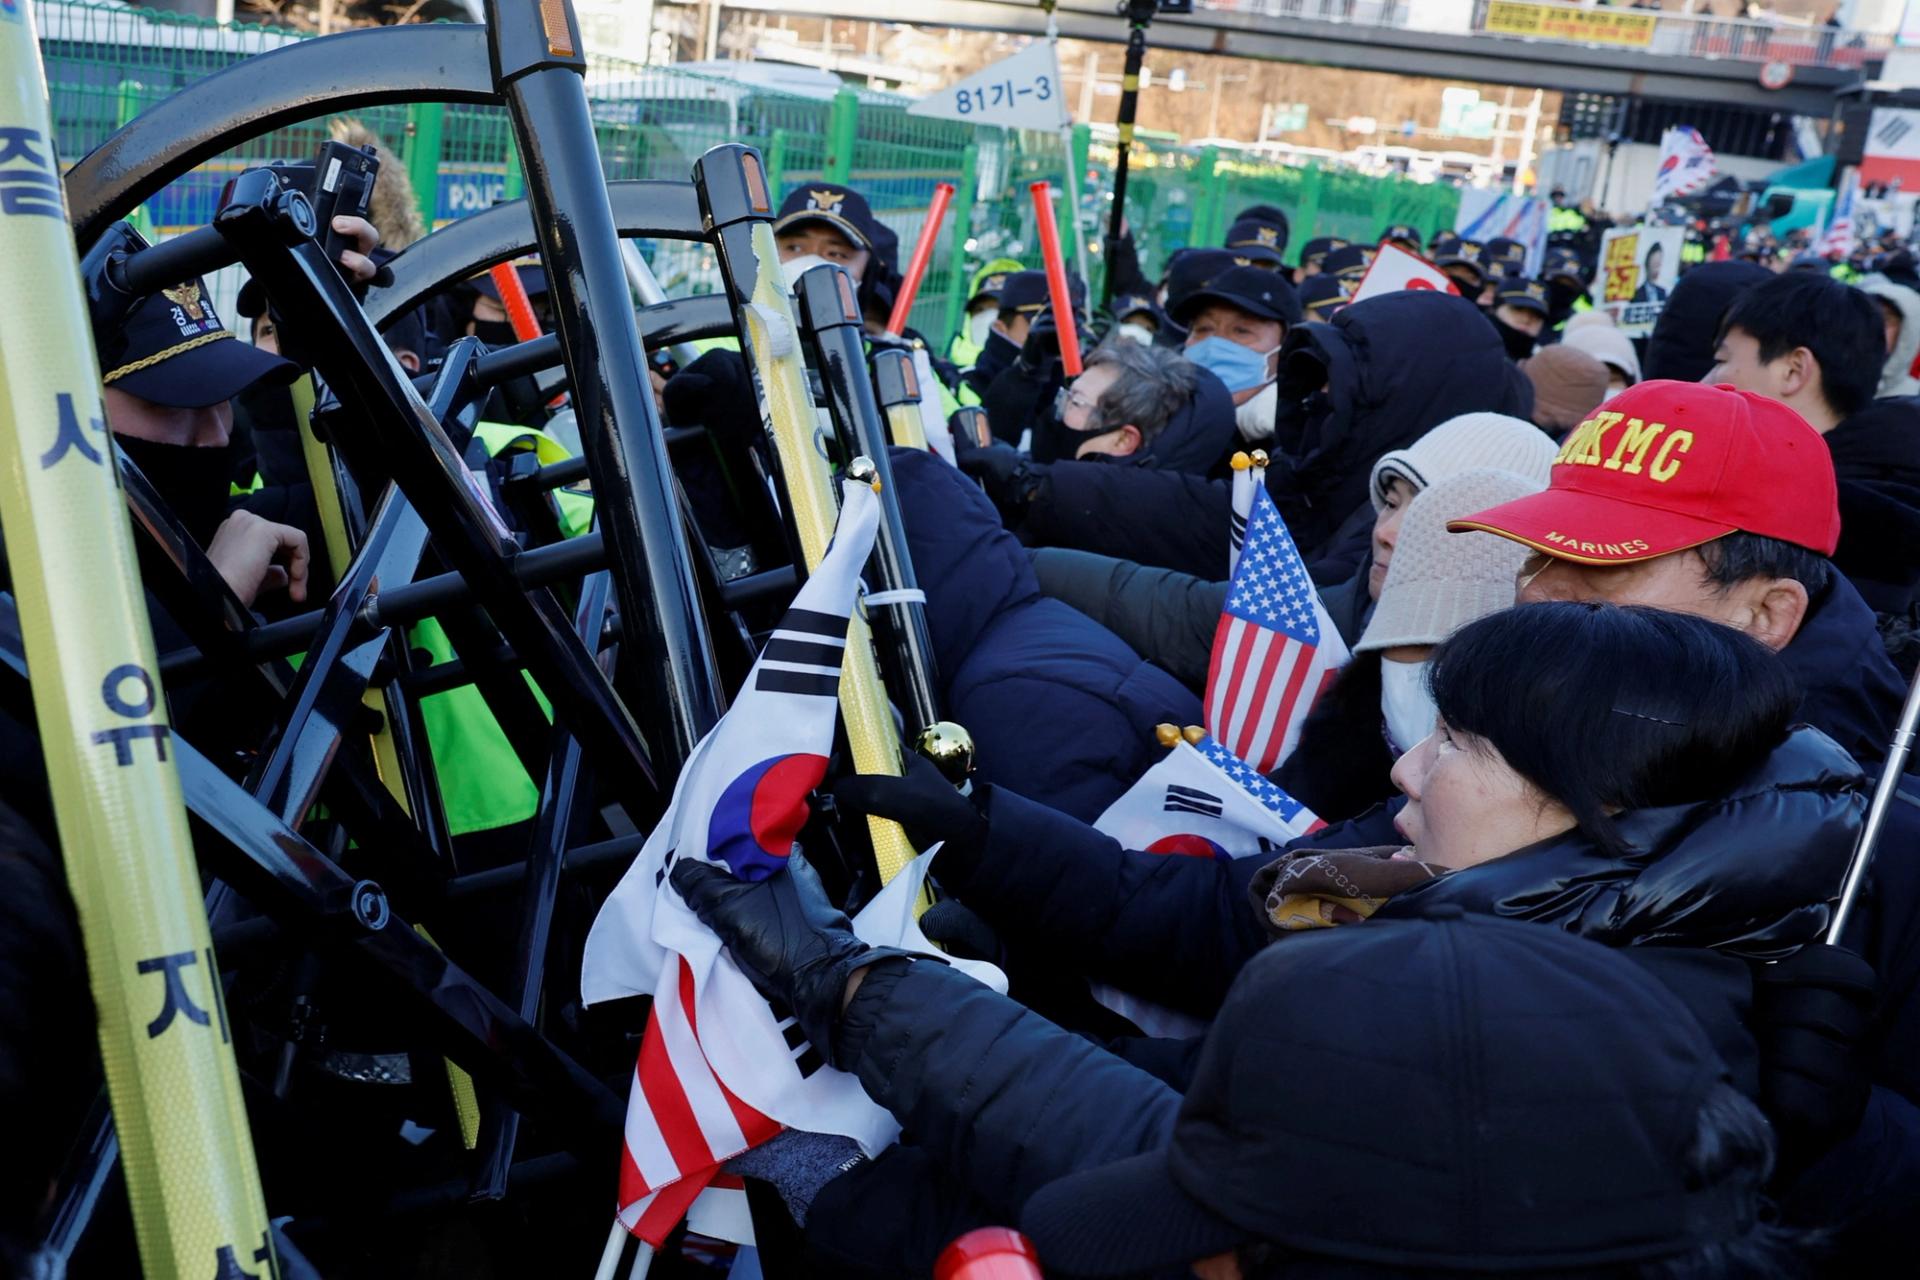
[1234,378,1279,442]
[968,310,995,348]
[1117,322,1156,347]
[779,253,832,292]
[1379,656,1438,755]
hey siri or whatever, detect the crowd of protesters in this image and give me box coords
[7,136,1920,1280]
[670,185,1920,1276]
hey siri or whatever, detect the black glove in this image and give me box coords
[956,442,1047,523]
[918,899,1003,966]
[670,853,915,1061]
[829,752,990,882]
[663,349,760,449]
[1018,307,1061,371]
[1752,942,1877,1178]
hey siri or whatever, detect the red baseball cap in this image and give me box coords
[1448,380,1839,564]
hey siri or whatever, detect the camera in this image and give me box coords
[265,140,381,267]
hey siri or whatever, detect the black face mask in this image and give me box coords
[1547,279,1583,318]
[471,319,518,348]
[1489,313,1539,362]
[115,435,237,547]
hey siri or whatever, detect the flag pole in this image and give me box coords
[1827,656,1920,944]
[626,1241,657,1280]
[593,1221,629,1280]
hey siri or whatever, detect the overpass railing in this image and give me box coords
[1201,0,1893,71]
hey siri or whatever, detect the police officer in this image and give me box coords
[93,213,384,606]
[1320,243,1373,290]
[1431,233,1487,297]
[1295,235,1349,278]
[1489,276,1553,360]
[1541,245,1592,330]
[1298,273,1348,323]
[1379,223,1422,254]
[1222,217,1287,270]
[949,257,1024,368]
[961,268,1088,416]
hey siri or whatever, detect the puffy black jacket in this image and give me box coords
[803,959,1182,1276]
[1372,728,1863,954]
[1784,569,1906,770]
[1825,397,1920,617]
[1023,291,1532,578]
[943,726,1864,1018]
[893,448,1200,822]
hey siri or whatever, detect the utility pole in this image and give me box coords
[1206,69,1248,139]
[1079,50,1101,124]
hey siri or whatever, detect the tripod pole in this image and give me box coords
[1104,2,1153,307]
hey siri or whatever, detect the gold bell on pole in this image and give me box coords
[914,720,977,785]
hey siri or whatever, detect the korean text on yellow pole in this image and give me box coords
[0,4,274,1275]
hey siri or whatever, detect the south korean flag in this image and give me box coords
[1090,727,1324,1038]
[581,474,1003,1239]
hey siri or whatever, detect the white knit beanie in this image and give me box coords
[1562,310,1616,336]
[1561,324,1641,385]
[1357,469,1543,653]
[1368,413,1557,513]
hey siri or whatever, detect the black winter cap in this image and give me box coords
[1494,275,1552,317]
[1162,248,1240,315]
[1021,911,1755,1276]
[1170,264,1303,328]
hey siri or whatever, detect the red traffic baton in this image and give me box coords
[887,181,956,336]
[935,1227,1044,1280]
[1028,181,1083,377]
[489,260,544,342]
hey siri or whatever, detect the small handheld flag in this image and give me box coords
[1205,484,1348,773]
[1091,725,1325,1037]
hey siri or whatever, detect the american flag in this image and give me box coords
[581,475,1006,1245]
[1820,172,1858,259]
[1204,483,1347,772]
[581,478,895,1242]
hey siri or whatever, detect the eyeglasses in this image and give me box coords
[1053,385,1102,428]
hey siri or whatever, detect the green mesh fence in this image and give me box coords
[39,0,1461,346]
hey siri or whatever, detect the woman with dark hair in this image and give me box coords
[675,603,1866,1273]
[833,603,1858,1009]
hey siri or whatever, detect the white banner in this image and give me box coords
[907,41,1069,131]
[1454,189,1549,273]
[1349,243,1461,306]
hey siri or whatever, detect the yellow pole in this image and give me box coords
[735,221,917,884]
[0,4,273,1275]
[884,402,929,451]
